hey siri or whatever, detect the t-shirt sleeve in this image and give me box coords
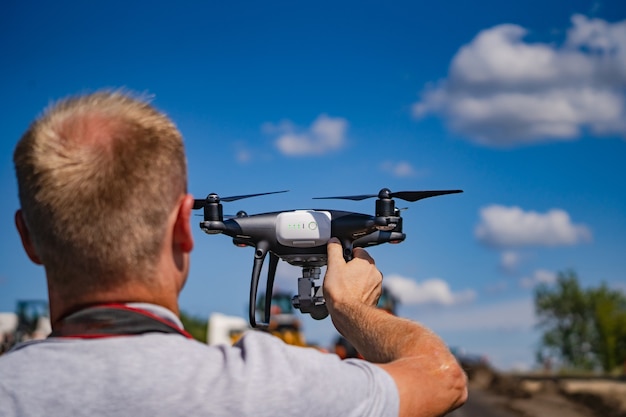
[228,330,400,417]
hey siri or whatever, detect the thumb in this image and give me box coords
[326,238,345,269]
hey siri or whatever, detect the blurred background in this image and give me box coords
[1,0,625,372]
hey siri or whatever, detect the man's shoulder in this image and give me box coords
[0,331,400,417]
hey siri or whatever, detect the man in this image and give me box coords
[0,90,467,417]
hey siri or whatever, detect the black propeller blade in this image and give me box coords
[386,189,463,202]
[313,188,463,202]
[193,190,289,209]
[313,193,376,201]
[221,190,289,203]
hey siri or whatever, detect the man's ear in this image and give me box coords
[15,209,43,265]
[173,194,194,253]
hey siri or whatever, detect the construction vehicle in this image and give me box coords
[206,291,309,347]
[255,291,307,347]
[207,313,249,346]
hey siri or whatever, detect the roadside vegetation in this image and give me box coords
[535,271,626,374]
[179,311,208,342]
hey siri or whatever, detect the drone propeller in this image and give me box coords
[313,188,463,202]
[220,190,289,203]
[193,190,289,209]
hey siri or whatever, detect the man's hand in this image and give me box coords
[323,238,390,362]
[323,237,468,417]
[323,238,382,314]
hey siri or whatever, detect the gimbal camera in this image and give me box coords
[194,188,462,328]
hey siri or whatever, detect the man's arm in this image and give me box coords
[323,239,468,417]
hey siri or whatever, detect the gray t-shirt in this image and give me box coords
[0,305,399,417]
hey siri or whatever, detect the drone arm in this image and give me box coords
[201,218,246,237]
[353,230,406,248]
[330,214,376,262]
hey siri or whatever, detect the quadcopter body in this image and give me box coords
[194,188,462,328]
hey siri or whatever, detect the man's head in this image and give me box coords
[14,90,189,297]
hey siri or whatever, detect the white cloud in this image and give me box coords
[413,15,626,146]
[236,149,251,163]
[234,142,252,163]
[380,161,422,178]
[520,269,557,289]
[475,205,592,248]
[485,280,508,293]
[385,274,475,306]
[500,250,521,273]
[417,297,535,332]
[269,114,348,156]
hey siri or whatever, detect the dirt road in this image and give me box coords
[454,374,626,417]
[448,388,521,417]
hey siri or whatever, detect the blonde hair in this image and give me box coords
[14,90,187,289]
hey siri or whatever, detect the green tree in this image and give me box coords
[588,284,626,372]
[179,311,208,342]
[535,271,595,370]
[534,271,626,373]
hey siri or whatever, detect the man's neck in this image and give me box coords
[47,280,180,329]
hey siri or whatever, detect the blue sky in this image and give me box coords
[1,0,625,370]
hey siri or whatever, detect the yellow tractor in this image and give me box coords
[256,292,308,347]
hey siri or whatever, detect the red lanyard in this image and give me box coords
[49,304,193,339]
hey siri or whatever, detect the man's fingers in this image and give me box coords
[352,247,374,264]
[327,239,375,266]
[326,238,345,266]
